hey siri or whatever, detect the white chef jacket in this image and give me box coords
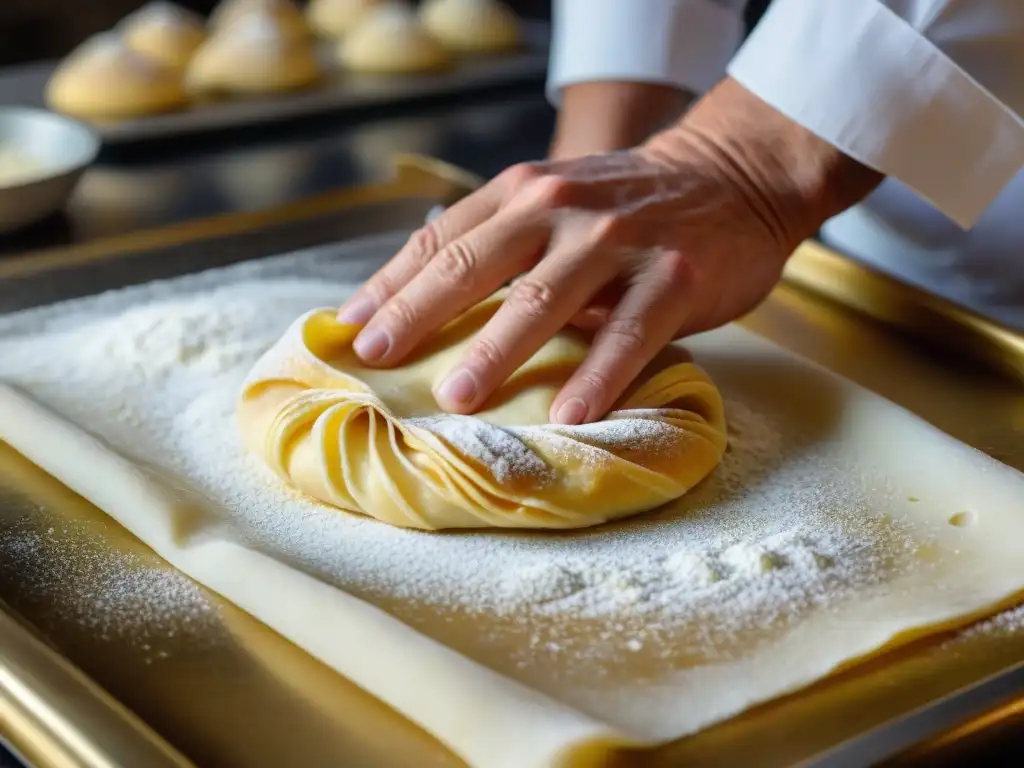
[549,0,1024,329]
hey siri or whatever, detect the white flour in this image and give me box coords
[407,414,555,485]
[0,518,217,657]
[0,233,1009,739]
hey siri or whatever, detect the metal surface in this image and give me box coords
[0,107,98,233]
[0,23,549,146]
[0,158,1021,767]
[783,240,1024,384]
[0,602,194,768]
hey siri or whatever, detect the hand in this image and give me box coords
[337,78,882,424]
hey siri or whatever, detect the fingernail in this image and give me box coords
[554,397,588,425]
[337,296,377,326]
[436,369,478,407]
[353,327,390,361]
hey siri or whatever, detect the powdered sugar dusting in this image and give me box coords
[407,414,554,485]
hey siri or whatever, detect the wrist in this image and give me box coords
[550,81,690,161]
[644,77,883,247]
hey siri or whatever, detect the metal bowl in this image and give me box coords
[0,107,100,235]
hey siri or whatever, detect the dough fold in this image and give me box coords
[239,293,727,530]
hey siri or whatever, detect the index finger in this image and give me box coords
[336,181,502,326]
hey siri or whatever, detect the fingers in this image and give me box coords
[566,282,621,331]
[336,184,502,327]
[433,242,618,413]
[349,207,550,366]
[550,249,693,424]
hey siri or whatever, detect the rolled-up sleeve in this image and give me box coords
[728,0,1024,228]
[547,0,746,103]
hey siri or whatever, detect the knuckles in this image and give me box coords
[464,335,506,371]
[590,212,630,245]
[432,240,477,285]
[380,293,420,334]
[506,276,556,321]
[572,367,612,398]
[405,225,443,268]
[500,161,545,192]
[502,163,575,211]
[659,248,696,289]
[600,316,647,353]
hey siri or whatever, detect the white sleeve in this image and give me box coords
[547,0,747,103]
[728,0,1024,229]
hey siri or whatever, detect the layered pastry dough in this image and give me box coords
[45,33,188,119]
[420,0,521,53]
[121,1,207,69]
[238,292,727,531]
[186,11,322,95]
[338,2,451,74]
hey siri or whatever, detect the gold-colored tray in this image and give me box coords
[0,156,1022,768]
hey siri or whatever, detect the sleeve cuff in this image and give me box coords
[547,0,744,105]
[727,0,1024,229]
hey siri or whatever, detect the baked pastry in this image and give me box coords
[45,33,188,119]
[338,2,451,74]
[419,0,521,53]
[238,291,727,531]
[306,0,381,39]
[209,0,309,41]
[120,1,207,69]
[186,11,322,95]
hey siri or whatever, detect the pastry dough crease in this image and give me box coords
[239,293,727,530]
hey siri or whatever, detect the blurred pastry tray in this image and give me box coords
[0,155,1023,768]
[0,22,550,146]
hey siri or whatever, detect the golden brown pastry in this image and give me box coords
[45,33,188,120]
[120,1,207,69]
[209,0,310,41]
[419,0,521,53]
[186,11,322,95]
[238,291,727,531]
[338,2,451,74]
[306,0,381,39]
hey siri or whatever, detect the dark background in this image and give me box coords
[0,1,774,66]
[0,1,554,65]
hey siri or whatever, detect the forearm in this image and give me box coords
[549,81,690,160]
[547,0,746,156]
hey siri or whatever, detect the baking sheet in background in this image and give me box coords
[0,23,549,145]
[0,222,1022,766]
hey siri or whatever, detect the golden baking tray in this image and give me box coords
[0,155,1022,768]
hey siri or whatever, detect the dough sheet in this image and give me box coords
[1,234,1023,767]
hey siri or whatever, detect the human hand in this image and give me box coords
[337,78,882,424]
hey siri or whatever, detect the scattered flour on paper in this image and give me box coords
[0,239,948,739]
